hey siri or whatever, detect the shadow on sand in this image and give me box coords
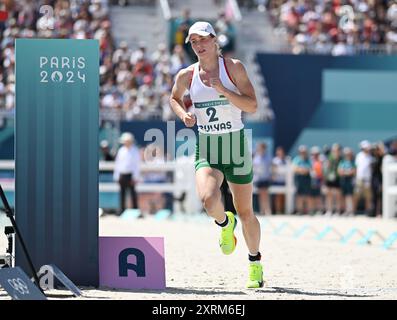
[256,286,375,298]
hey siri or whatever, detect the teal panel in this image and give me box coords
[309,102,397,130]
[323,70,397,103]
[15,39,99,286]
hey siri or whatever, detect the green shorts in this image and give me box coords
[194,129,253,184]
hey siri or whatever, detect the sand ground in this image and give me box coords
[1,213,397,300]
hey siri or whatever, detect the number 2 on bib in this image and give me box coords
[206,107,219,122]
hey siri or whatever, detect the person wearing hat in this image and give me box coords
[338,148,356,216]
[112,40,131,64]
[169,21,262,288]
[113,132,140,215]
[292,145,312,215]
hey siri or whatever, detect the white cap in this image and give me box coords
[310,146,320,154]
[360,140,371,149]
[119,132,134,143]
[343,147,353,154]
[185,21,216,43]
[100,140,109,148]
[298,145,308,152]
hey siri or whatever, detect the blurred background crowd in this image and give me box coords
[242,0,397,54]
[0,0,237,122]
[251,139,397,217]
[101,133,397,217]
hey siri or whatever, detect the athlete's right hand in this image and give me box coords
[182,112,196,127]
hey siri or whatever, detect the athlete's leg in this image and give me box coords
[229,181,263,288]
[197,166,238,255]
[195,166,226,223]
[228,181,260,255]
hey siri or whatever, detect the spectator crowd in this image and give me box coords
[0,1,239,123]
[252,138,397,217]
[103,135,397,218]
[1,0,112,110]
[0,0,187,122]
[265,0,397,55]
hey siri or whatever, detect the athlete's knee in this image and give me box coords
[235,206,254,222]
[200,191,221,210]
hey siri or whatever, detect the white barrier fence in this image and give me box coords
[0,159,296,214]
[382,161,397,220]
[4,159,397,219]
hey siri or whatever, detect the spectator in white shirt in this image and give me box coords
[354,140,373,215]
[113,132,141,215]
[272,146,289,214]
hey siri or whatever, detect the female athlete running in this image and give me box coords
[170,21,263,288]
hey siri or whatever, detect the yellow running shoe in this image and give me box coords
[246,262,264,288]
[219,211,237,255]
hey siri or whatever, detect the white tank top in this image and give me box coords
[189,56,244,134]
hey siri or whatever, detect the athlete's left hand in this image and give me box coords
[210,78,227,94]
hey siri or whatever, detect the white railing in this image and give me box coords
[267,164,295,214]
[99,160,185,193]
[0,159,296,213]
[5,159,397,217]
[382,161,397,219]
[0,159,200,213]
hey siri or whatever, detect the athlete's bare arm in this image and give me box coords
[209,58,257,113]
[169,66,196,127]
